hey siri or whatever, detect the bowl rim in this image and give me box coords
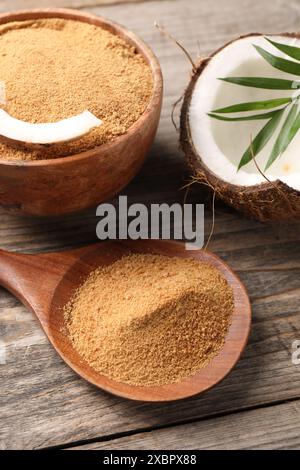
[0,7,163,168]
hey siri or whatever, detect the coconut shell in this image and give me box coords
[180,34,300,223]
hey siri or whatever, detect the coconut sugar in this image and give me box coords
[64,254,234,386]
[0,18,153,161]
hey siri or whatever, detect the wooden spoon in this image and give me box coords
[0,240,251,402]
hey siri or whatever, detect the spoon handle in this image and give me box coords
[0,248,80,325]
[0,249,33,301]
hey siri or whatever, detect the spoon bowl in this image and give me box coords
[0,240,251,402]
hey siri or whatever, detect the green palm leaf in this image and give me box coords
[238,109,284,170]
[266,37,300,62]
[209,37,300,170]
[254,45,300,76]
[265,104,300,170]
[219,77,300,89]
[208,110,281,121]
[212,97,291,114]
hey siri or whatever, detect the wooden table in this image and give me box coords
[1,0,300,451]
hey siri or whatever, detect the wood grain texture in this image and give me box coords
[71,400,300,450]
[0,0,148,13]
[0,0,300,450]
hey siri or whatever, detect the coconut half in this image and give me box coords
[180,33,300,222]
[0,110,102,146]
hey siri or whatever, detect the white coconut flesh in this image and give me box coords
[189,35,300,191]
[0,109,102,145]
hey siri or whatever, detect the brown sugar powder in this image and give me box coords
[0,18,153,161]
[64,254,234,386]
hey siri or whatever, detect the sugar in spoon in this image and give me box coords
[0,240,251,402]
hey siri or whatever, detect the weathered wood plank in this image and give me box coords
[0,0,300,450]
[2,300,300,450]
[0,0,150,14]
[71,400,300,450]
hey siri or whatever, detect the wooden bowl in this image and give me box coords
[0,8,163,216]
